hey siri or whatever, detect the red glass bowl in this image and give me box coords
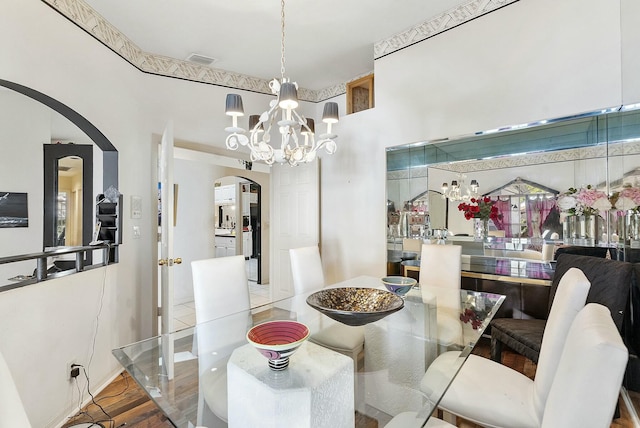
[246,320,310,370]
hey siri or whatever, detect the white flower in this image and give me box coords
[557,195,577,211]
[615,196,638,211]
[591,197,612,212]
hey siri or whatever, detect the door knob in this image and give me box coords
[159,258,182,266]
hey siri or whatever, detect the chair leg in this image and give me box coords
[490,335,503,362]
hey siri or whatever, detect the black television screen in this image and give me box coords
[0,192,28,228]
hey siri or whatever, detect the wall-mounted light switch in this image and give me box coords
[133,225,141,239]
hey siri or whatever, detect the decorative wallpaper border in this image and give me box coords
[43,0,516,102]
[374,0,519,59]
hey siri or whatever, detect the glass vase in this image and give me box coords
[563,215,577,243]
[628,212,640,248]
[474,218,488,240]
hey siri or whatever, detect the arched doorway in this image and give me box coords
[214,176,263,284]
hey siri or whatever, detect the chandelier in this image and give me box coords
[442,174,479,201]
[224,0,338,166]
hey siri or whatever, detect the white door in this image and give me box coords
[158,121,179,379]
[270,161,319,300]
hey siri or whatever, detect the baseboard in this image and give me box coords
[53,368,125,428]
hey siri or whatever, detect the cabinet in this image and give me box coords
[96,194,122,262]
[215,185,235,204]
[215,235,236,257]
[96,194,121,244]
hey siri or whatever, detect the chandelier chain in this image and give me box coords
[280,0,286,80]
[223,0,338,165]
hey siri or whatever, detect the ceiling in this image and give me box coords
[82,0,472,91]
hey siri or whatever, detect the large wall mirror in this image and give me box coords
[0,79,118,283]
[387,105,640,260]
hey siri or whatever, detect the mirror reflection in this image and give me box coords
[0,79,119,286]
[387,106,640,263]
[56,156,83,246]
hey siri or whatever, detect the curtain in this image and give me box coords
[526,197,558,237]
[493,198,513,238]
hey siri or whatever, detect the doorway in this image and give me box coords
[43,143,93,257]
[214,176,263,284]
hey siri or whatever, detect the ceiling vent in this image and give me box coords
[185,53,217,66]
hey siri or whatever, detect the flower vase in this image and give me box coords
[628,212,640,248]
[563,215,577,243]
[615,211,628,244]
[582,215,599,244]
[474,218,489,240]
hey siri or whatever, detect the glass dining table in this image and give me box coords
[113,275,504,428]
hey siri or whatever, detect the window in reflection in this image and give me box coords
[56,155,83,246]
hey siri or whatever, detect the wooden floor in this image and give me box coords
[64,338,639,428]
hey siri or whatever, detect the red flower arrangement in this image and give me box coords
[458,197,501,221]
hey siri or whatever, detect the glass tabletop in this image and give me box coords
[113,275,504,428]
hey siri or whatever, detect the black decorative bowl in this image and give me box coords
[306,287,405,326]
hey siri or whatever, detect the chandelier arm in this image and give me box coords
[225,133,248,150]
[315,138,337,155]
[290,109,315,149]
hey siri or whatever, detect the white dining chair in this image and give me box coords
[422,267,593,428]
[191,255,252,426]
[419,244,462,347]
[289,246,365,365]
[419,243,461,293]
[0,349,32,428]
[191,255,251,324]
[289,245,325,294]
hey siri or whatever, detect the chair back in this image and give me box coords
[191,255,251,324]
[419,244,461,289]
[549,254,632,330]
[402,238,422,253]
[541,304,627,427]
[419,244,462,311]
[0,350,32,428]
[533,267,590,418]
[289,246,325,294]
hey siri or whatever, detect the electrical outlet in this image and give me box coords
[67,360,80,380]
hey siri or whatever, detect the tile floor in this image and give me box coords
[172,258,271,330]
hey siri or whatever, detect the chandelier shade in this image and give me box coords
[442,174,479,201]
[322,102,339,123]
[223,0,338,166]
[278,82,299,109]
[225,94,244,117]
[249,114,264,132]
[302,118,314,135]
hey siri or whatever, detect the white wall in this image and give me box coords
[320,0,635,283]
[0,0,639,426]
[0,91,48,282]
[0,2,152,426]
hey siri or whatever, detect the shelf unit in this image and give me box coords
[96,194,122,262]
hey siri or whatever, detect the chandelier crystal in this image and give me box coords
[442,174,479,201]
[224,0,338,166]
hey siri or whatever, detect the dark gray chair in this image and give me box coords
[490,253,632,363]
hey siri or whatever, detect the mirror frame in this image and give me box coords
[43,144,93,251]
